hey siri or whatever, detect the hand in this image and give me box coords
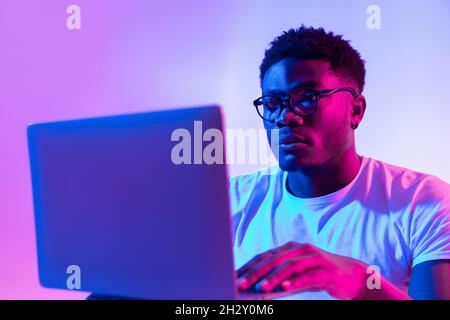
[237,242,370,300]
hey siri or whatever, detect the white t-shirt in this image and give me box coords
[229,155,450,299]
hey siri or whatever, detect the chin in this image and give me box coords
[277,152,318,172]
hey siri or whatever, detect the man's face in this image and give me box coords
[262,58,356,171]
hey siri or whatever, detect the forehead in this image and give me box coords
[262,58,342,93]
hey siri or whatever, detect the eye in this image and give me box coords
[292,91,316,108]
[262,96,281,111]
[301,92,315,100]
[300,93,315,106]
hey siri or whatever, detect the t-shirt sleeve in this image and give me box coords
[410,176,450,267]
[228,169,271,247]
[228,175,247,246]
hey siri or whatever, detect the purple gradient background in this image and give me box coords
[0,0,449,299]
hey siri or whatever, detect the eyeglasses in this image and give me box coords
[253,87,357,122]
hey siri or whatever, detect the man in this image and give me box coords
[232,25,450,300]
[88,25,449,301]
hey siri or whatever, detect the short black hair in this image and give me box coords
[260,25,366,93]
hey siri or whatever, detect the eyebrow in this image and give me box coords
[264,81,321,95]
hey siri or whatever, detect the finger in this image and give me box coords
[238,243,305,290]
[258,254,323,292]
[280,268,330,293]
[237,241,300,277]
[237,252,273,278]
[295,243,320,256]
[251,244,321,291]
[238,242,306,290]
[237,241,299,277]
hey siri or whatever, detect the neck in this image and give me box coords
[286,147,362,198]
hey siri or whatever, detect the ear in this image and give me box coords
[350,94,366,128]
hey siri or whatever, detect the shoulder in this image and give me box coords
[229,166,283,214]
[367,157,450,205]
[229,166,282,192]
[368,157,450,254]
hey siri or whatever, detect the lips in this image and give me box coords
[278,134,309,145]
[271,130,311,152]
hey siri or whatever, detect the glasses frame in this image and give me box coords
[253,87,357,122]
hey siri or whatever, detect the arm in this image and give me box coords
[408,259,450,300]
[237,242,412,300]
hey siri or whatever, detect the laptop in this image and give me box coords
[27,105,295,300]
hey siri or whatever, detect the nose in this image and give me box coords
[273,103,304,127]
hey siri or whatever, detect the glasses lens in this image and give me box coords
[291,91,317,115]
[257,96,281,121]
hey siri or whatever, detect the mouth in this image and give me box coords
[278,141,308,150]
[276,135,310,150]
